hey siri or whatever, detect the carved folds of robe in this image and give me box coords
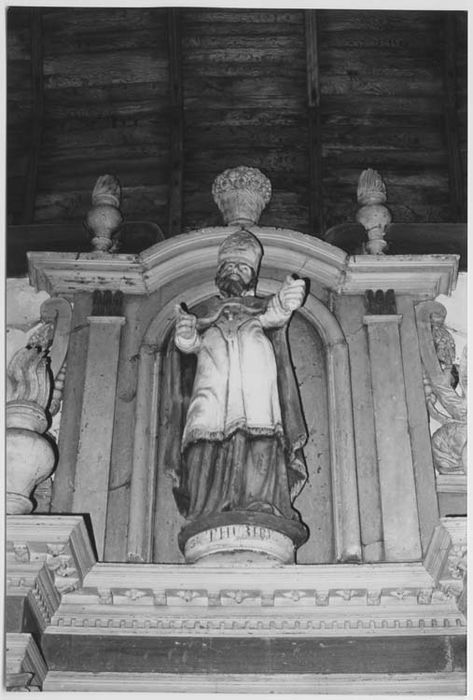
[161,294,307,524]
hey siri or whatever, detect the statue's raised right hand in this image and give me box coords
[175,304,197,340]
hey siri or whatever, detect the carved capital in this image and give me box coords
[91,289,124,316]
[364,289,397,315]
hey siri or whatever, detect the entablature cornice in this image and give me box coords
[7,515,466,638]
[6,515,97,631]
[343,255,459,297]
[27,227,458,299]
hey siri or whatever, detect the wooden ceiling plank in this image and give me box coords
[443,14,466,222]
[21,8,43,224]
[305,10,324,236]
[167,8,184,238]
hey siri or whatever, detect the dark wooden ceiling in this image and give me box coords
[7,7,467,270]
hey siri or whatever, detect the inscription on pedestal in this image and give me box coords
[205,525,274,543]
[184,523,295,565]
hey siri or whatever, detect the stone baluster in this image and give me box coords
[6,298,72,515]
[363,290,422,561]
[356,169,391,255]
[84,174,123,253]
[72,290,125,559]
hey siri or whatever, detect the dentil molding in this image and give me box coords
[6,515,467,638]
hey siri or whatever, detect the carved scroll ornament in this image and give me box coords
[6,297,72,514]
[416,300,467,474]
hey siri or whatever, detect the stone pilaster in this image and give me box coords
[72,291,125,559]
[363,291,422,561]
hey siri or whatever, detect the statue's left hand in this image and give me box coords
[279,275,306,312]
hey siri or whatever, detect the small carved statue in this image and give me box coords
[425,345,467,474]
[417,301,467,475]
[171,229,308,526]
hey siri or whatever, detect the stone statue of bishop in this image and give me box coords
[171,166,309,563]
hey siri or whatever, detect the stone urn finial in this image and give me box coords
[85,174,123,253]
[212,166,272,226]
[356,168,392,255]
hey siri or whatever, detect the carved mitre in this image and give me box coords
[218,230,263,272]
[212,166,272,225]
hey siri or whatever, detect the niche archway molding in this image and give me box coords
[127,278,361,565]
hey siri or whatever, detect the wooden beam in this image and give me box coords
[21,8,43,225]
[167,8,184,238]
[304,10,324,236]
[443,13,466,222]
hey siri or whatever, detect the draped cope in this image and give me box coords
[160,294,307,522]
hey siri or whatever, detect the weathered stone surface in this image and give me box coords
[72,316,125,559]
[397,295,439,553]
[364,314,422,561]
[333,294,383,562]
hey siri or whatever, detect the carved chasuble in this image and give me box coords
[169,167,309,564]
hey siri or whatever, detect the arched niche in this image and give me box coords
[126,274,361,565]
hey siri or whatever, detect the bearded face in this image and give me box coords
[215,262,257,297]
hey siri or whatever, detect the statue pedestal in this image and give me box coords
[179,512,308,566]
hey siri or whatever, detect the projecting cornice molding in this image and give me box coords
[6,515,96,630]
[6,515,467,639]
[27,227,458,299]
[344,254,459,296]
